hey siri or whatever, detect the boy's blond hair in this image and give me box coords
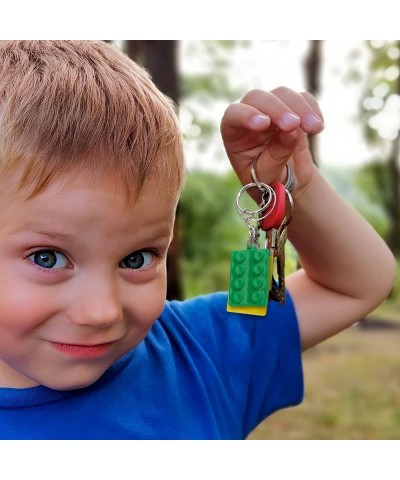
[0,40,185,201]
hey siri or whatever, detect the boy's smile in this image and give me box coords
[0,171,178,390]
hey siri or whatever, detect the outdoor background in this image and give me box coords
[111,40,400,439]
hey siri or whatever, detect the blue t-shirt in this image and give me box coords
[0,292,303,439]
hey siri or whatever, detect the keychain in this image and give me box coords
[227,152,294,316]
[227,180,276,316]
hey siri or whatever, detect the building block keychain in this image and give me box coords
[227,180,276,316]
[228,244,271,316]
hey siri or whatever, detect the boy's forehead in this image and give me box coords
[2,165,178,202]
[0,194,176,254]
[0,170,178,229]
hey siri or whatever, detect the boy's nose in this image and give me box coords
[67,276,124,328]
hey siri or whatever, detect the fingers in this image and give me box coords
[220,86,324,192]
[220,101,271,144]
[300,91,324,123]
[240,87,324,134]
[220,87,324,150]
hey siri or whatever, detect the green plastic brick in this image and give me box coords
[228,246,270,307]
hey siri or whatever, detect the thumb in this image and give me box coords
[256,130,298,185]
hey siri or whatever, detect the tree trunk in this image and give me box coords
[125,41,183,299]
[125,40,144,64]
[387,134,400,255]
[303,40,322,165]
[140,41,180,103]
[386,40,400,256]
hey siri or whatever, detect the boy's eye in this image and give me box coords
[119,251,153,270]
[28,250,69,269]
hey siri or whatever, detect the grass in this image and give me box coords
[248,301,400,440]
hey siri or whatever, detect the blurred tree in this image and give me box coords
[358,40,400,255]
[125,41,179,102]
[179,170,244,297]
[124,40,182,299]
[179,40,247,152]
[303,40,323,165]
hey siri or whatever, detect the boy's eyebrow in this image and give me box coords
[12,227,76,242]
[11,226,173,243]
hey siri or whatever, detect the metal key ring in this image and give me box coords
[250,150,265,191]
[283,162,296,193]
[251,151,296,193]
[236,182,276,221]
[280,188,294,229]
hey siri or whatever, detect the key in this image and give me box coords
[268,225,286,303]
[264,226,278,299]
[260,183,286,302]
[275,188,294,303]
[275,224,288,304]
[260,183,292,305]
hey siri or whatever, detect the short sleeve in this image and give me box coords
[163,291,304,438]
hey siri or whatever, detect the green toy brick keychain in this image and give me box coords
[227,244,272,316]
[227,181,276,316]
[227,154,295,316]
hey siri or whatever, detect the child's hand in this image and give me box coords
[220,87,324,198]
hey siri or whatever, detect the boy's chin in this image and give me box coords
[31,365,110,391]
[44,376,102,391]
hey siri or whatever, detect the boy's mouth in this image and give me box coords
[50,341,115,359]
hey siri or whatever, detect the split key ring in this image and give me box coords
[251,150,296,193]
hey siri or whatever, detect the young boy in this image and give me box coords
[0,41,395,439]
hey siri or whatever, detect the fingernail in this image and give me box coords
[280,112,300,128]
[303,114,322,129]
[251,114,269,127]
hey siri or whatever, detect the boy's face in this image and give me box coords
[0,170,178,390]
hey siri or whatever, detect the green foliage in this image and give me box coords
[182,72,241,103]
[343,47,366,83]
[180,41,247,145]
[354,159,391,209]
[181,41,246,104]
[359,40,400,145]
[179,170,244,298]
[392,257,400,301]
[322,165,390,239]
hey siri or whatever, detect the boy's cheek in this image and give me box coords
[0,266,167,340]
[0,304,46,339]
[0,280,54,326]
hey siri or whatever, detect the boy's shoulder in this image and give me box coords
[154,291,304,432]
[158,291,302,363]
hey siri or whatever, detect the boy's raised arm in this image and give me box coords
[221,87,396,350]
